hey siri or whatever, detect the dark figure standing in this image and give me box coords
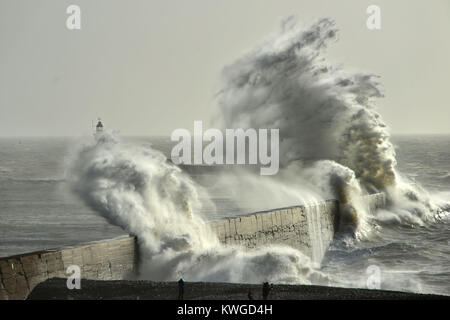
[178,278,185,300]
[247,289,253,300]
[262,282,272,300]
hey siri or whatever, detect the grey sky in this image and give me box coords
[1,0,449,136]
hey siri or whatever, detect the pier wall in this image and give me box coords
[209,193,386,264]
[0,193,386,299]
[0,236,137,300]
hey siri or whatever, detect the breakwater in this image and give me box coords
[209,193,386,264]
[0,193,386,299]
[0,236,137,300]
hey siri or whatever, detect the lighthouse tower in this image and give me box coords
[95,118,104,134]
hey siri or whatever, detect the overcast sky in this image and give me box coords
[1,0,449,136]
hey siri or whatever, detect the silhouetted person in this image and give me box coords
[178,278,185,300]
[248,289,253,300]
[262,282,272,300]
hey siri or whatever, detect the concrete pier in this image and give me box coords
[209,193,386,263]
[0,193,386,300]
[0,236,138,299]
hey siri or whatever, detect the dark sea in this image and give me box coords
[0,135,449,295]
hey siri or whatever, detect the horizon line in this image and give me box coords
[2,132,450,139]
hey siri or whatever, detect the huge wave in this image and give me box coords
[70,132,328,284]
[69,18,443,284]
[214,17,438,234]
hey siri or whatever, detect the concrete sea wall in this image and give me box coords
[209,193,386,264]
[209,200,338,264]
[0,193,386,300]
[0,236,137,300]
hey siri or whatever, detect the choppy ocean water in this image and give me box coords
[322,135,450,295]
[0,135,448,295]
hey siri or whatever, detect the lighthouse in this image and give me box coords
[95,118,104,134]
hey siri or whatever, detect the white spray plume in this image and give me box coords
[68,18,445,287]
[215,17,439,229]
[70,131,329,284]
